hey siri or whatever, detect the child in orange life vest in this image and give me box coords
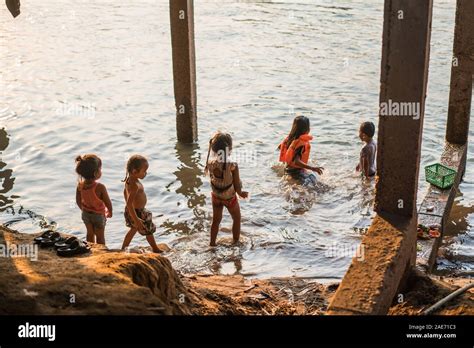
[205,132,248,247]
[278,115,324,183]
[75,154,113,244]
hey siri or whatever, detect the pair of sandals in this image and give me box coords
[34,230,90,257]
[34,230,63,248]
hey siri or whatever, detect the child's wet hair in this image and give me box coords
[123,154,148,182]
[205,132,233,175]
[75,154,102,180]
[285,115,310,148]
[360,121,376,138]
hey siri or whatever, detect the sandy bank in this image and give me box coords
[389,269,474,315]
[0,226,471,315]
[0,226,335,315]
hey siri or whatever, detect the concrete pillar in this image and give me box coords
[446,0,474,145]
[374,0,434,217]
[328,2,434,314]
[170,0,198,143]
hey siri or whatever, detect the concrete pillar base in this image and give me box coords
[327,213,417,315]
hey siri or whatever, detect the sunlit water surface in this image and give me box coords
[0,0,472,280]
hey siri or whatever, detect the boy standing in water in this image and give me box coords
[121,155,160,253]
[356,121,377,178]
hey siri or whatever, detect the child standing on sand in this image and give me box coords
[278,115,324,185]
[356,121,377,178]
[75,154,113,244]
[205,132,248,246]
[121,155,160,253]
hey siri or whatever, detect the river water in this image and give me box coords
[0,0,472,280]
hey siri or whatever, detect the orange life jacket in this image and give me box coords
[279,134,313,168]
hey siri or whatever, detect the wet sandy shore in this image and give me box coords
[0,226,471,315]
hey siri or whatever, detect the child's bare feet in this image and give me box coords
[146,235,161,253]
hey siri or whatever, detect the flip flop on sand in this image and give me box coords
[54,236,78,250]
[33,230,55,244]
[57,239,91,257]
[40,232,64,248]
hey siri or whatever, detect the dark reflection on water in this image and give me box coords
[435,194,474,276]
[0,128,52,230]
[161,143,208,235]
[174,142,206,209]
[0,128,15,211]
